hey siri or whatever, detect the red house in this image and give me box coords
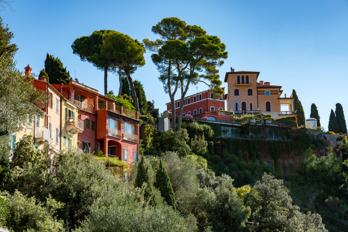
[166,88,228,122]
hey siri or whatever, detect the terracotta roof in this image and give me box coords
[224,71,260,82]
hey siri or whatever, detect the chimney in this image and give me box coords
[259,81,264,85]
[24,65,32,76]
[39,75,47,82]
[264,82,270,85]
[230,67,235,72]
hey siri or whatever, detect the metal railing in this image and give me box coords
[35,127,50,141]
[123,132,139,142]
[108,128,121,138]
[73,100,94,114]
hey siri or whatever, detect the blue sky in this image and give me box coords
[2,0,348,130]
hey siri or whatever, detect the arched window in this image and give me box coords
[248,89,252,96]
[266,102,271,112]
[208,116,216,121]
[250,103,253,111]
[235,102,239,111]
[237,76,240,84]
[242,76,245,84]
[246,76,249,84]
[234,89,239,96]
[242,102,246,113]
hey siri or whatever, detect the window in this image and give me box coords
[265,91,270,96]
[56,128,59,144]
[210,106,215,112]
[235,103,239,111]
[237,76,240,84]
[242,76,245,84]
[85,118,90,129]
[108,146,116,156]
[134,151,138,163]
[64,136,66,146]
[91,121,96,131]
[183,100,185,106]
[248,89,253,96]
[250,103,253,111]
[183,113,186,117]
[199,94,202,100]
[187,98,191,104]
[56,99,59,113]
[66,108,75,122]
[177,102,180,108]
[242,102,246,112]
[266,102,271,112]
[246,76,249,84]
[187,111,191,115]
[210,92,214,99]
[124,122,135,134]
[193,96,197,102]
[83,141,91,153]
[234,89,239,96]
[36,114,40,127]
[108,118,118,137]
[49,93,53,108]
[68,138,72,151]
[49,123,52,139]
[199,108,203,114]
[67,91,70,99]
[123,148,128,161]
[219,107,223,111]
[193,110,197,116]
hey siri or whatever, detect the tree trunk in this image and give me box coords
[118,67,122,96]
[104,66,108,95]
[177,79,191,131]
[170,95,176,132]
[125,70,140,112]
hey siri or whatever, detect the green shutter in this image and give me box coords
[12,135,16,149]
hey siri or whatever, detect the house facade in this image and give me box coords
[166,88,225,118]
[52,80,140,164]
[224,68,294,119]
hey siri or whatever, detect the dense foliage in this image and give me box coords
[292,89,305,126]
[335,103,347,134]
[44,53,70,84]
[310,103,321,127]
[329,109,339,133]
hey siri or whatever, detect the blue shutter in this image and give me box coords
[134,151,138,163]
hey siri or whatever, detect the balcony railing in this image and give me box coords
[279,111,295,115]
[65,118,84,134]
[73,100,94,114]
[108,128,121,138]
[123,132,139,142]
[123,108,136,118]
[35,127,50,142]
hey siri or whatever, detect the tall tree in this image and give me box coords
[44,53,70,84]
[292,89,305,127]
[328,109,339,133]
[121,77,130,96]
[154,160,176,209]
[101,30,145,112]
[134,156,156,205]
[0,16,17,59]
[72,30,111,95]
[134,80,148,115]
[144,17,227,131]
[310,103,321,127]
[0,17,44,136]
[335,103,347,134]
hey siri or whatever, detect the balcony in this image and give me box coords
[73,100,94,114]
[65,118,84,134]
[123,108,136,118]
[279,111,295,116]
[123,132,139,142]
[35,127,50,142]
[235,83,252,87]
[108,128,121,138]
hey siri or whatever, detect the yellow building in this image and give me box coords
[224,68,295,119]
[61,99,83,152]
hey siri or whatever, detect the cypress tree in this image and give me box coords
[134,80,148,115]
[292,90,305,127]
[310,103,321,127]
[154,160,177,209]
[328,109,339,133]
[335,103,347,134]
[44,53,70,84]
[134,156,156,205]
[39,69,49,82]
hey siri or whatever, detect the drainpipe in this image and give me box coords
[60,96,62,151]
